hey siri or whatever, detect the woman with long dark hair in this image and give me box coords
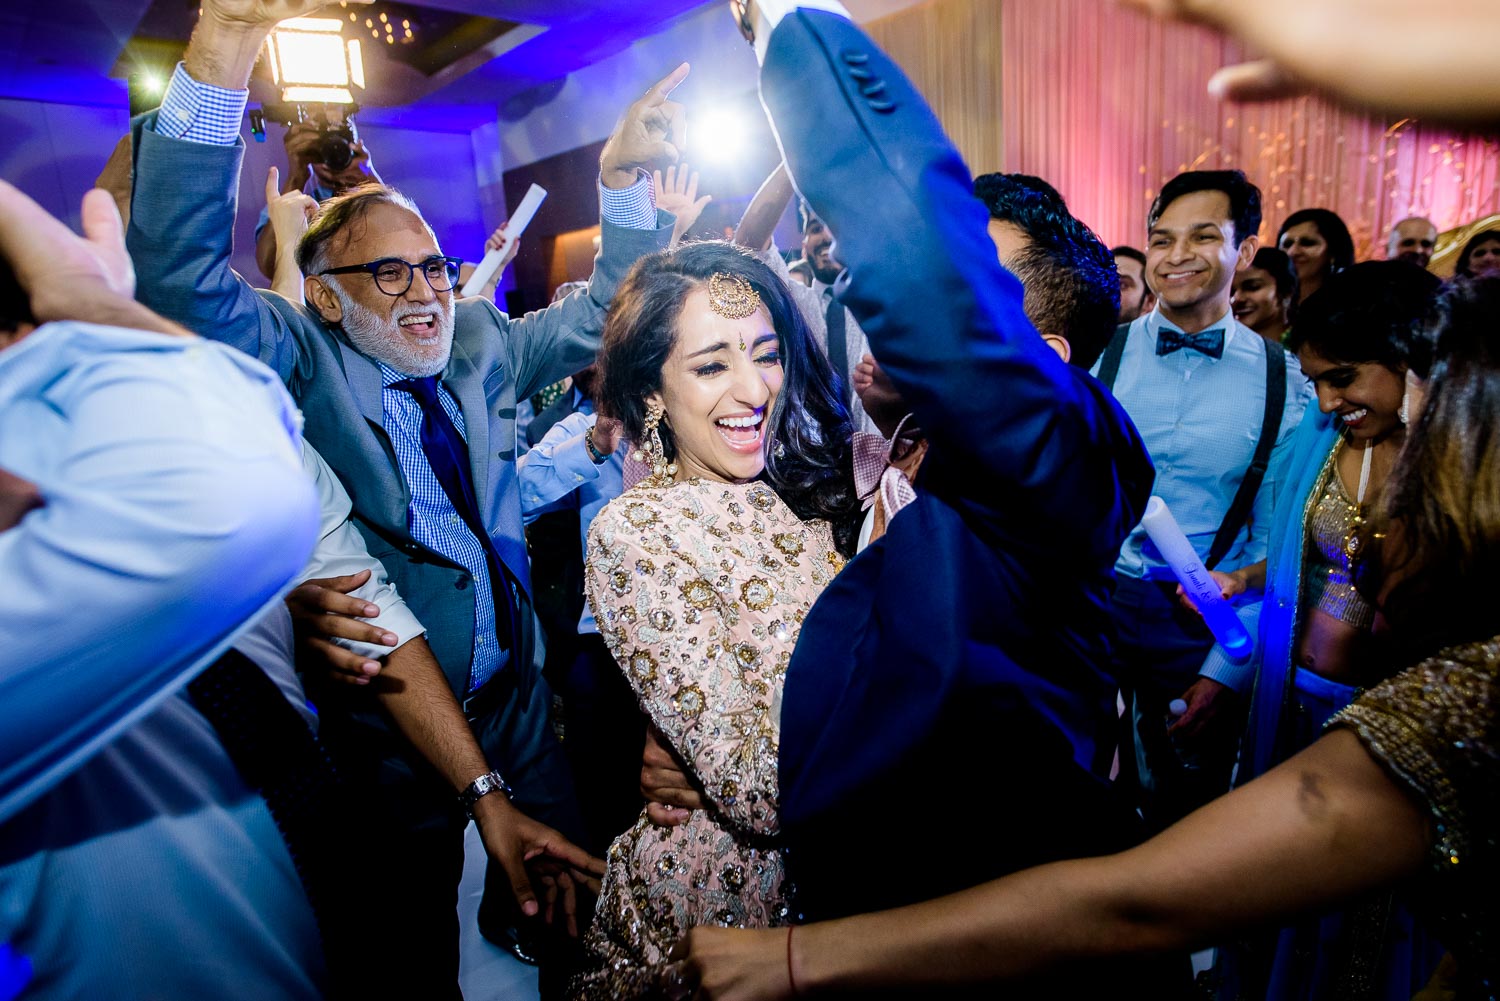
[567,241,859,999]
[1279,208,1356,305]
[1456,228,1500,278]
[675,277,1500,1000]
[1216,261,1445,999]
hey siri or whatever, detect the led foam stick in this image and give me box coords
[1139,496,1254,662]
[460,184,547,297]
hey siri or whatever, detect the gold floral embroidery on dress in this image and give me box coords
[1330,635,1500,985]
[571,478,845,1000]
[741,577,774,611]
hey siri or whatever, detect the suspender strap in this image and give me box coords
[1205,335,1287,570]
[1096,322,1131,391]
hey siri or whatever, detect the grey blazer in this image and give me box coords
[127,117,673,699]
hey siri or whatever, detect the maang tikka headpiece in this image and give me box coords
[707,273,761,321]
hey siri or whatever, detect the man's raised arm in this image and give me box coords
[126,0,325,381]
[749,3,1152,551]
[504,66,687,402]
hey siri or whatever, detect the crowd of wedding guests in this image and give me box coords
[2,0,1497,1000]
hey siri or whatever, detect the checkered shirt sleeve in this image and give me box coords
[598,171,657,230]
[154,62,248,145]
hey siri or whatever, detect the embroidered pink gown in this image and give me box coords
[567,478,844,999]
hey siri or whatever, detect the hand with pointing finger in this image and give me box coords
[601,63,690,189]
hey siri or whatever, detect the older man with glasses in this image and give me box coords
[123,0,685,994]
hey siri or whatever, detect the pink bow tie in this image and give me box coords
[852,416,919,521]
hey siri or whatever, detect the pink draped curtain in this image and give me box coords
[998,0,1500,255]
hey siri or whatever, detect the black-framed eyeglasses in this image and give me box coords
[317,256,464,296]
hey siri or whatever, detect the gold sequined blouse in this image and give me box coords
[568,478,844,1000]
[1303,444,1378,631]
[1331,636,1500,997]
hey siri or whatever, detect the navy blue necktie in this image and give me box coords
[391,376,515,655]
[1156,327,1225,359]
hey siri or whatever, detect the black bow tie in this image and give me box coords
[1157,327,1225,359]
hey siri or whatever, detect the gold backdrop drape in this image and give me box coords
[864,0,1004,181]
[863,0,1500,255]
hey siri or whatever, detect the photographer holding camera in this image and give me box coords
[254,108,379,282]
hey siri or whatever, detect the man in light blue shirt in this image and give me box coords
[1091,170,1309,831]
[0,179,327,999]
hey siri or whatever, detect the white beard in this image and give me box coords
[329,284,455,378]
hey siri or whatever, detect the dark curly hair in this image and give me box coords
[1286,260,1440,373]
[1363,275,1500,659]
[973,172,1120,369]
[1149,170,1263,250]
[596,241,862,554]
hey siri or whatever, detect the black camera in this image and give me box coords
[312,120,358,172]
[259,102,362,172]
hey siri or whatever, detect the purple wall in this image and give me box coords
[0,95,494,293]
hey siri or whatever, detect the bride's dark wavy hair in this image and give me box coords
[1360,275,1500,658]
[596,241,861,554]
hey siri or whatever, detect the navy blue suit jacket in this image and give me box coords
[764,11,1156,926]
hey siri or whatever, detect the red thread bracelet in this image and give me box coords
[786,925,802,997]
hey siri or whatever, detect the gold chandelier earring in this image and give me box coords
[633,401,678,485]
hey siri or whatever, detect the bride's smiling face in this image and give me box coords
[648,287,783,484]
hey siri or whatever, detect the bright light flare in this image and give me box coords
[692,110,748,164]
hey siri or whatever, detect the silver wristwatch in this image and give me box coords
[458,769,514,818]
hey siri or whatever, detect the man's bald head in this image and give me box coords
[1388,216,1438,269]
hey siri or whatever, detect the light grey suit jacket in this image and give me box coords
[127,117,673,701]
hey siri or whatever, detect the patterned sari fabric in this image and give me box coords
[1332,636,1500,999]
[568,479,844,999]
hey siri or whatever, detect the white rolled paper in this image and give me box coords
[460,183,547,297]
[1139,496,1254,662]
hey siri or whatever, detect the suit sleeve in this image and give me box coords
[504,213,676,405]
[760,11,1151,556]
[126,115,309,384]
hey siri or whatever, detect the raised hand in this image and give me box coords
[186,0,328,89]
[653,164,713,246]
[200,0,327,31]
[600,63,690,189]
[265,166,319,246]
[0,181,130,319]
